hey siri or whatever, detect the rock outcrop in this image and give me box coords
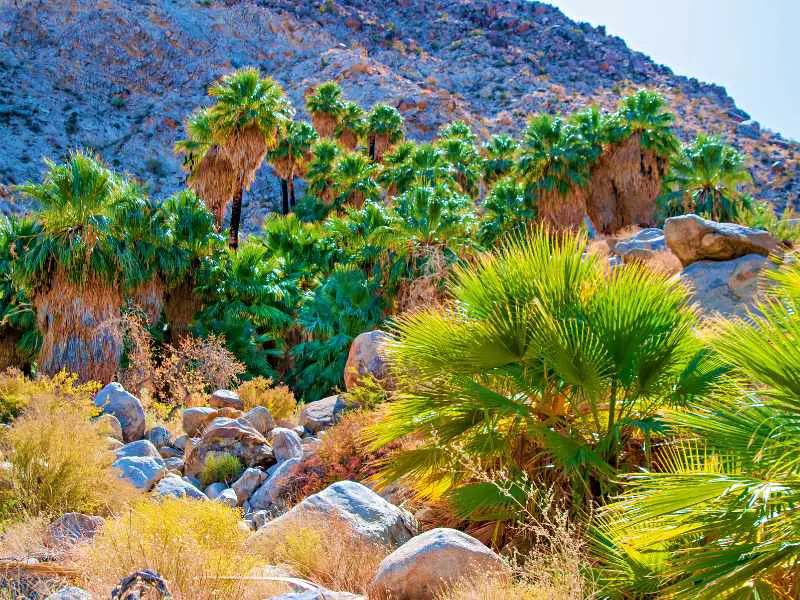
[344,330,393,390]
[665,214,778,266]
[94,383,145,442]
[679,253,769,316]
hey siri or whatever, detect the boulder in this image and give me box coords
[679,253,768,317]
[146,426,172,448]
[43,513,104,548]
[268,593,364,600]
[664,214,777,266]
[182,407,219,437]
[94,414,123,442]
[173,434,189,451]
[300,395,350,434]
[344,330,393,390]
[272,427,303,462]
[216,487,238,508]
[368,528,506,600]
[106,437,125,452]
[94,383,145,442]
[115,439,161,460]
[184,418,274,477]
[205,481,227,499]
[210,389,244,411]
[113,456,166,491]
[248,457,302,511]
[45,588,92,600]
[159,446,182,459]
[232,467,268,505]
[239,406,275,437]
[249,480,416,548]
[251,509,270,529]
[613,227,666,260]
[154,474,207,500]
[163,457,184,472]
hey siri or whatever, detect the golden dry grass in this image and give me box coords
[247,515,388,594]
[237,376,298,424]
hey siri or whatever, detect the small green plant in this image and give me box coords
[110,95,126,109]
[199,453,243,488]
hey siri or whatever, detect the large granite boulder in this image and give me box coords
[94,383,145,442]
[368,528,506,600]
[153,474,208,500]
[679,253,768,316]
[248,457,302,511]
[664,214,777,266]
[183,418,274,477]
[232,467,268,505]
[344,330,394,391]
[613,227,666,260]
[112,455,166,491]
[271,427,303,463]
[146,426,172,448]
[300,395,350,434]
[239,406,275,437]
[43,513,104,548]
[248,480,416,548]
[115,439,162,460]
[210,389,244,411]
[182,407,220,437]
[94,413,123,442]
[45,588,92,600]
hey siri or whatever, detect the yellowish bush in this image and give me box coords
[0,369,100,424]
[1,385,137,519]
[238,376,297,423]
[83,497,256,599]
[247,515,387,593]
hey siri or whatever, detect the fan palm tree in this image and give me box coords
[367,104,404,162]
[306,81,345,138]
[335,101,366,150]
[368,230,706,530]
[583,91,679,233]
[0,217,40,373]
[304,139,341,205]
[477,178,534,246]
[174,108,238,230]
[660,134,752,222]
[596,259,800,599]
[207,67,293,249]
[14,151,150,382]
[268,120,319,214]
[437,135,482,197]
[516,114,593,230]
[332,150,379,209]
[482,134,518,186]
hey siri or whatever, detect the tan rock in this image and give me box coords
[665,214,777,266]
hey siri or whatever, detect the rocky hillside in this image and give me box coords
[1,0,798,225]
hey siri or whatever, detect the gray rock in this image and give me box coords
[613,227,666,258]
[94,383,146,442]
[94,414,123,442]
[184,418,274,477]
[154,474,207,500]
[159,446,182,459]
[248,457,302,511]
[249,480,416,548]
[368,528,505,600]
[272,427,303,462]
[344,330,393,390]
[113,456,166,491]
[182,407,218,437]
[216,487,239,508]
[146,426,172,448]
[115,439,161,460]
[173,434,189,451]
[239,406,275,437]
[163,457,185,471]
[205,481,228,499]
[44,513,104,548]
[736,120,761,139]
[665,214,778,266]
[300,395,350,434]
[183,475,202,489]
[301,436,322,459]
[232,467,268,505]
[679,253,768,317]
[106,437,125,451]
[45,587,92,600]
[210,389,244,411]
[251,510,270,529]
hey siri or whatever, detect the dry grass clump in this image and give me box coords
[0,380,137,519]
[237,376,298,423]
[199,453,243,488]
[82,497,256,600]
[0,369,99,424]
[248,515,388,594]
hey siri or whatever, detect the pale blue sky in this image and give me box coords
[548,0,799,141]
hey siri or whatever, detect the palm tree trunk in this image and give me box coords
[229,182,244,250]
[288,167,296,210]
[281,179,289,215]
[369,136,376,161]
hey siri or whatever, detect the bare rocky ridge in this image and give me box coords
[1,0,798,228]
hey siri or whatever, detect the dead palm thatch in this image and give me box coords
[186,147,239,229]
[312,113,338,139]
[537,186,589,232]
[0,330,24,373]
[220,124,269,191]
[337,128,358,150]
[35,269,123,383]
[585,134,666,234]
[164,280,203,340]
[130,276,165,327]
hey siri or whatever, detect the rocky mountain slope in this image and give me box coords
[1,0,798,227]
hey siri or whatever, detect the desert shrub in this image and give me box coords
[739,201,800,243]
[199,453,243,488]
[84,497,255,599]
[1,381,137,519]
[247,515,388,593]
[237,376,297,422]
[0,369,99,424]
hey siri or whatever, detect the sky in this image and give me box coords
[547,0,800,141]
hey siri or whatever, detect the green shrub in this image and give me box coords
[199,453,243,488]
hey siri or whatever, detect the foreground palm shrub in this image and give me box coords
[369,230,708,527]
[596,261,800,599]
[0,374,136,518]
[84,497,254,599]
